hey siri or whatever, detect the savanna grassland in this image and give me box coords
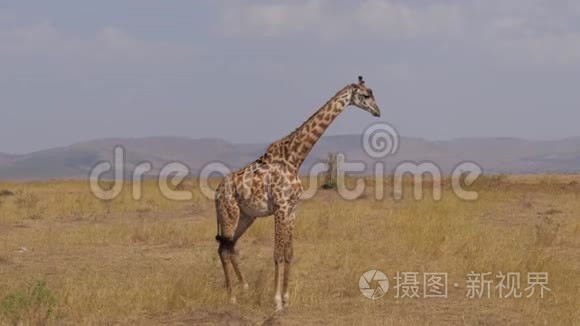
[0,175,579,325]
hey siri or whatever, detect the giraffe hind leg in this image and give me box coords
[230,213,256,291]
[230,247,248,291]
[217,237,236,304]
[215,197,241,304]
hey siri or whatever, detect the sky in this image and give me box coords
[0,0,579,154]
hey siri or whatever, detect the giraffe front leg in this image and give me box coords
[273,213,285,311]
[282,218,294,309]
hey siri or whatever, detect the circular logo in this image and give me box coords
[359,270,389,299]
[362,122,400,158]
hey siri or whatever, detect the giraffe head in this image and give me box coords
[348,76,381,117]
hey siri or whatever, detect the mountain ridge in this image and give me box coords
[1,135,579,180]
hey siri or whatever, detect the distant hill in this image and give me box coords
[0,135,579,180]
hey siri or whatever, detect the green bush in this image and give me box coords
[0,281,58,324]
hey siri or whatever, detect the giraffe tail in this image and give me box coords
[215,216,222,242]
[215,235,227,242]
[215,235,235,248]
[215,223,234,247]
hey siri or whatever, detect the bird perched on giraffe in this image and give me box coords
[214,76,381,311]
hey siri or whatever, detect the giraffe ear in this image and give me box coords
[358,76,365,85]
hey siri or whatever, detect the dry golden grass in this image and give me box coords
[0,176,579,325]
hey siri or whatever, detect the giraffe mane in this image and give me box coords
[287,84,352,140]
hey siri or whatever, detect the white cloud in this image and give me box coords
[221,0,326,37]
[220,0,464,40]
[354,1,464,39]
[378,63,412,80]
[571,0,580,15]
[491,34,580,66]
[217,0,580,65]
[476,1,580,65]
[487,16,532,39]
[0,21,60,56]
[0,22,195,65]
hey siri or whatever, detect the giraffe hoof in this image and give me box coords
[229,297,237,305]
[274,295,283,312]
[282,293,289,309]
[242,283,249,291]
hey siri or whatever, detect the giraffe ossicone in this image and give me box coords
[214,76,381,311]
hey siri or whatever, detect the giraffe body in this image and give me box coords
[214,76,380,311]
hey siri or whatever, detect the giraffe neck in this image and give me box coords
[282,87,352,171]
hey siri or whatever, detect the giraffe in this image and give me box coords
[214,76,381,311]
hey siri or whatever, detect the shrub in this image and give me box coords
[0,189,14,197]
[0,281,58,324]
[321,152,338,190]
